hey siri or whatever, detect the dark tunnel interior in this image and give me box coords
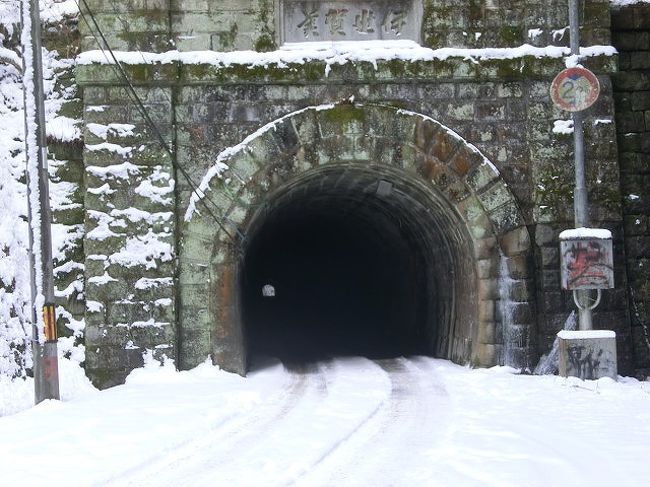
[240,172,436,365]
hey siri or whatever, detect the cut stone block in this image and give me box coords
[558,330,618,380]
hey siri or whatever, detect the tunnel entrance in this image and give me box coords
[180,103,535,374]
[241,166,450,364]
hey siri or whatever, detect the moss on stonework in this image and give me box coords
[217,23,238,50]
[385,59,407,78]
[534,169,574,217]
[301,62,326,81]
[583,2,609,28]
[144,7,168,24]
[493,56,558,79]
[87,366,133,390]
[184,63,214,81]
[422,0,434,40]
[422,1,452,48]
[254,35,276,52]
[55,98,83,120]
[127,64,150,82]
[424,31,445,48]
[385,100,409,110]
[42,18,80,58]
[255,0,277,52]
[49,140,84,161]
[468,0,483,27]
[224,62,297,81]
[495,59,524,79]
[79,50,616,87]
[499,26,523,46]
[323,103,366,125]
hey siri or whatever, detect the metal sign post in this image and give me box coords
[549,0,604,331]
[568,0,590,230]
[570,0,591,331]
[22,0,60,402]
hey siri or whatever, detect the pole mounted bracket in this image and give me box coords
[573,288,602,311]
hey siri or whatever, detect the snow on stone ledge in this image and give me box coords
[610,0,650,7]
[76,43,617,70]
[552,120,574,135]
[557,330,616,339]
[559,227,612,240]
[47,116,81,142]
[40,0,78,24]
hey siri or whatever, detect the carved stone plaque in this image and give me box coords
[281,1,421,44]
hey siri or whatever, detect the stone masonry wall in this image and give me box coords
[79,0,613,52]
[168,61,631,373]
[81,85,177,387]
[78,52,632,379]
[43,16,87,359]
[612,3,650,376]
[75,0,637,383]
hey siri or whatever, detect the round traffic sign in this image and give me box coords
[550,67,600,112]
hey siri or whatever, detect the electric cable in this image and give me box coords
[76,0,244,242]
[104,0,261,214]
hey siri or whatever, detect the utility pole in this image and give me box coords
[552,1,616,380]
[21,0,60,402]
[568,0,593,331]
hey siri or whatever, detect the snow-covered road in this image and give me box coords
[114,357,450,487]
[2,356,650,487]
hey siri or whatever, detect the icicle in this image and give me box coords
[534,311,578,375]
[498,253,516,367]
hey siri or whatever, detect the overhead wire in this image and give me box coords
[75,0,245,242]
[104,0,261,214]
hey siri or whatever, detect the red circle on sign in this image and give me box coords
[550,67,600,112]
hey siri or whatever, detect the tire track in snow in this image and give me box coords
[178,357,390,487]
[101,364,310,487]
[105,357,427,487]
[297,356,451,487]
[283,362,391,486]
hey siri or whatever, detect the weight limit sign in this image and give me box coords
[550,67,600,112]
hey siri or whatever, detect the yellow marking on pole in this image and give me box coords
[43,304,57,342]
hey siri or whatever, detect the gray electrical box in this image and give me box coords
[559,228,614,290]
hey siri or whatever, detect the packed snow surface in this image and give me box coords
[610,0,650,6]
[559,227,613,239]
[1,356,649,487]
[76,42,617,70]
[558,330,617,339]
[552,119,574,135]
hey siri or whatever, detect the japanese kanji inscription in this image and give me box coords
[282,1,420,43]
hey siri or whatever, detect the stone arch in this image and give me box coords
[178,103,535,374]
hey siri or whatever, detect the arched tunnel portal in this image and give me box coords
[179,103,535,374]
